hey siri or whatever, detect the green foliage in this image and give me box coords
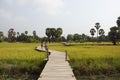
[116,16,120,27]
[0,43,46,79]
[45,27,63,42]
[49,43,120,77]
[8,28,16,42]
[90,28,96,37]
[108,26,120,45]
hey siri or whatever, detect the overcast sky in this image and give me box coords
[0,0,120,37]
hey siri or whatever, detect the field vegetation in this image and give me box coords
[0,42,120,80]
[49,42,120,80]
[0,42,46,80]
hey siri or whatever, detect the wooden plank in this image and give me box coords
[37,47,76,80]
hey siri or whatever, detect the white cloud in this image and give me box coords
[4,0,28,5]
[3,0,65,16]
[0,9,12,19]
[35,0,64,15]
[33,0,65,16]
[0,9,28,24]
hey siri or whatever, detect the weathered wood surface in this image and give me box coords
[36,47,76,80]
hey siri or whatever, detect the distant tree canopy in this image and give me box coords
[17,30,40,43]
[8,28,16,42]
[0,31,4,42]
[1,16,120,43]
[90,28,96,37]
[108,26,120,45]
[45,28,63,42]
[90,22,105,42]
[116,16,120,27]
[66,33,89,42]
[95,22,101,39]
[108,16,120,45]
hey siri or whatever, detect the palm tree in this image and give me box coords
[8,28,16,42]
[116,17,120,27]
[55,28,63,39]
[108,26,118,45]
[0,31,3,37]
[0,31,3,42]
[46,28,51,41]
[17,32,20,37]
[99,29,105,36]
[51,28,56,41]
[95,22,101,39]
[25,31,28,35]
[90,28,96,38]
[33,30,36,37]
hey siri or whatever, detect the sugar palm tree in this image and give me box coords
[33,30,36,37]
[116,16,120,27]
[25,31,28,35]
[90,28,96,38]
[55,28,63,38]
[8,28,16,42]
[95,22,101,39]
[99,29,105,36]
[0,31,3,41]
[46,28,51,40]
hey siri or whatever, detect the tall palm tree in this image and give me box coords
[117,17,120,27]
[51,28,56,41]
[95,22,101,39]
[0,31,3,38]
[55,28,63,38]
[46,28,51,39]
[25,31,28,35]
[0,31,3,42]
[0,31,3,37]
[90,28,96,38]
[33,30,36,37]
[8,28,16,42]
[17,32,20,37]
[99,29,105,36]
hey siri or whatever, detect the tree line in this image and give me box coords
[0,16,120,45]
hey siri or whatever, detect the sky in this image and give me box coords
[0,0,120,37]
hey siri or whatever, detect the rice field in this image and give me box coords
[49,42,120,80]
[0,42,46,80]
[0,42,120,80]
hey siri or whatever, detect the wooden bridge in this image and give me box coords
[36,46,76,80]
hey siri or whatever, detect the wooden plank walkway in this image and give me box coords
[36,47,76,80]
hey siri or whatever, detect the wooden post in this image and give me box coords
[65,50,67,61]
[47,52,49,61]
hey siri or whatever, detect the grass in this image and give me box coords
[0,42,46,80]
[0,42,120,80]
[49,42,120,80]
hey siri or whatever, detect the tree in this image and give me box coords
[55,28,63,39]
[95,22,101,39]
[0,31,3,42]
[25,31,28,35]
[108,26,119,45]
[116,16,120,27]
[99,29,105,36]
[90,28,96,37]
[46,28,51,41]
[8,28,16,42]
[33,30,36,37]
[73,33,80,42]
[45,27,63,42]
[81,33,86,42]
[51,28,56,41]
[67,34,73,41]
[17,32,20,37]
